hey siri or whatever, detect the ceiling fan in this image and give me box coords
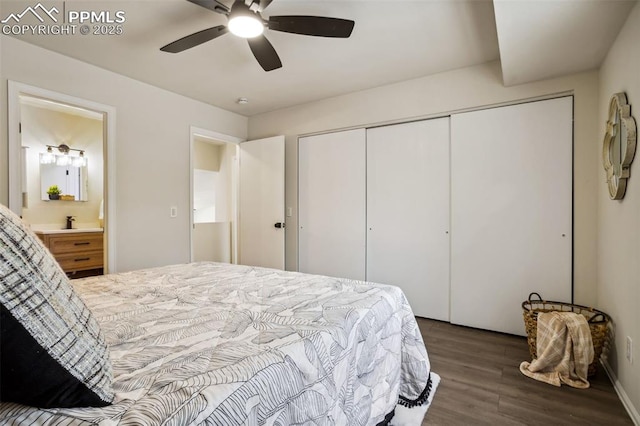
[160,0,355,72]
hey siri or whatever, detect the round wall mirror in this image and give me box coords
[602,92,637,200]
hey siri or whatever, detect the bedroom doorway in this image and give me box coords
[190,129,240,264]
[7,81,116,273]
[189,129,285,269]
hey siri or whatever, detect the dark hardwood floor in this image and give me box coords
[417,318,633,425]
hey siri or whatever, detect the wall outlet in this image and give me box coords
[626,336,633,364]
[170,206,177,218]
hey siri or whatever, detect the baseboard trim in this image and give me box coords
[601,360,640,425]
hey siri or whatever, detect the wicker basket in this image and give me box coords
[522,292,610,377]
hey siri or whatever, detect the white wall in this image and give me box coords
[248,60,600,308]
[194,140,222,172]
[598,3,640,421]
[193,139,235,223]
[0,35,248,272]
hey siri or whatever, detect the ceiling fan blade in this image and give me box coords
[186,0,229,15]
[160,25,228,53]
[268,16,354,38]
[247,35,282,71]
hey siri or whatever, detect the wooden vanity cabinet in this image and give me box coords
[37,232,104,278]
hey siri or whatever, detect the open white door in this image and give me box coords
[239,136,285,269]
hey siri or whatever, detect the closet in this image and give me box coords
[298,96,573,335]
[298,129,366,280]
[366,119,450,320]
[450,97,573,335]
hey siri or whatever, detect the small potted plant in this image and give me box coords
[47,185,61,200]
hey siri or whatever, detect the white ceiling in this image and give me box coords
[2,0,636,116]
[494,0,636,86]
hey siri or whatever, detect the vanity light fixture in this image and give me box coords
[40,144,87,167]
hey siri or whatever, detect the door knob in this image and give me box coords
[274,222,285,229]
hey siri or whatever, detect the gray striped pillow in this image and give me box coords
[0,204,114,408]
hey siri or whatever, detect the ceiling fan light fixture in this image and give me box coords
[229,15,264,38]
[162,0,355,71]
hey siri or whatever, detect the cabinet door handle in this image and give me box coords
[74,242,91,246]
[74,257,90,262]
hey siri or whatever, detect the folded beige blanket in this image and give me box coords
[520,311,594,388]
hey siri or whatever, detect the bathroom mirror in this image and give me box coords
[40,156,89,201]
[602,92,637,200]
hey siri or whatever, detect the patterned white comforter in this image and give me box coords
[0,262,438,425]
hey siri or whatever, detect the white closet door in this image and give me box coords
[450,96,573,336]
[298,129,366,280]
[366,118,450,320]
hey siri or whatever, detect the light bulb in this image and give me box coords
[40,152,54,164]
[56,155,70,166]
[228,15,264,38]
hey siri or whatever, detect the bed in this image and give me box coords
[0,205,439,425]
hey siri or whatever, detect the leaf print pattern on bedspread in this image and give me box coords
[0,262,437,425]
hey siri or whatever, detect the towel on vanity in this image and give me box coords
[520,311,594,389]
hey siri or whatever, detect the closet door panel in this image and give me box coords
[450,97,573,335]
[366,118,450,320]
[298,129,366,280]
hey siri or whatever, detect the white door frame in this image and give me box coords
[8,81,117,273]
[189,126,243,263]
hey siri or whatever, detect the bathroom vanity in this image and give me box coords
[35,228,104,278]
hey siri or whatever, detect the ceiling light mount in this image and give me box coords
[237,97,249,104]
